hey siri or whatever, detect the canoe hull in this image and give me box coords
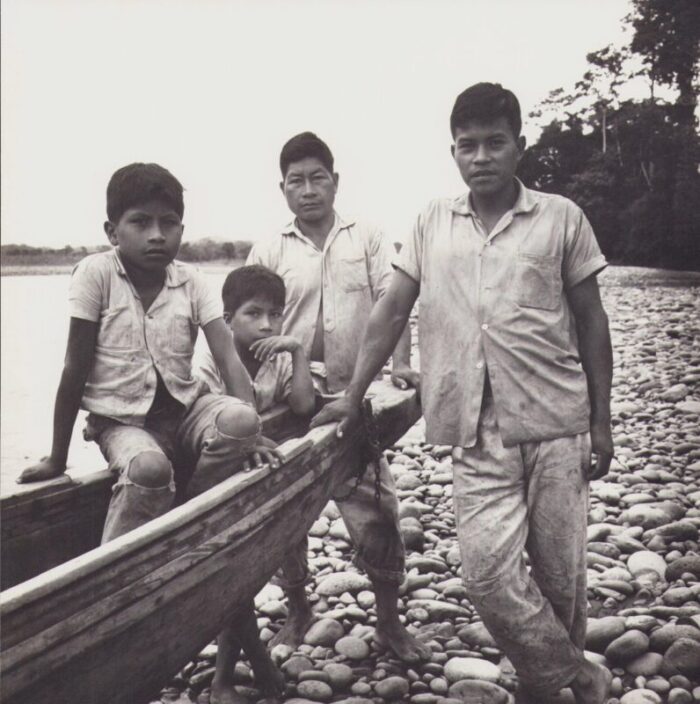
[1,383,420,704]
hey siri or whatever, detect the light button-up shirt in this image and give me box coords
[247,214,394,392]
[395,181,607,448]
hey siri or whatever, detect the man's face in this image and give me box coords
[451,117,525,198]
[104,200,183,273]
[280,157,338,224]
[225,296,284,350]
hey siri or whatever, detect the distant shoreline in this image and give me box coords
[1,259,246,277]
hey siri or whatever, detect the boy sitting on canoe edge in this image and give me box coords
[195,264,316,703]
[18,163,286,699]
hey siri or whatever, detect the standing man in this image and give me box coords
[247,132,430,663]
[313,84,614,704]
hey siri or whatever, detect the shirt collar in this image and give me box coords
[449,178,538,217]
[280,212,356,240]
[112,249,189,287]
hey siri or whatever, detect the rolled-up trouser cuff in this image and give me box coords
[354,552,404,584]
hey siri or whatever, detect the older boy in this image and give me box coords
[313,84,614,704]
[19,163,270,544]
[196,265,316,704]
[247,133,429,662]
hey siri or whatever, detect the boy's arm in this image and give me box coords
[311,269,420,435]
[287,345,315,416]
[18,318,98,482]
[202,318,255,404]
[566,275,613,480]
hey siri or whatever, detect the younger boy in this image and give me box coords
[19,163,268,544]
[195,265,315,703]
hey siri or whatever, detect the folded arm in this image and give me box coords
[204,318,255,404]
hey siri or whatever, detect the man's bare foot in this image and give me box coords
[570,661,612,704]
[268,609,313,649]
[210,680,251,704]
[374,620,432,663]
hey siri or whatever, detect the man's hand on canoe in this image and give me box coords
[310,396,362,438]
[390,365,420,393]
[243,436,284,472]
[17,456,67,483]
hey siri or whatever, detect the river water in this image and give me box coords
[0,272,228,494]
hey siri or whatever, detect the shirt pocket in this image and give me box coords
[98,305,133,349]
[512,253,559,311]
[171,313,196,354]
[336,256,369,292]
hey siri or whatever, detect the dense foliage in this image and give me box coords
[519,0,699,269]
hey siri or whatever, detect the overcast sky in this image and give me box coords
[2,0,632,249]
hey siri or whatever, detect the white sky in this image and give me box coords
[2,0,632,248]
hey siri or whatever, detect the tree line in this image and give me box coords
[518,0,699,269]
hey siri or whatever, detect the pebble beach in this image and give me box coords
[152,267,700,704]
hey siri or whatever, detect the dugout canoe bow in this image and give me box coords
[0,380,420,704]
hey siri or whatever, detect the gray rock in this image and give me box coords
[282,655,315,679]
[585,616,626,652]
[619,690,662,704]
[626,651,663,676]
[604,629,649,665]
[457,621,498,649]
[334,636,370,660]
[649,624,700,652]
[296,680,334,701]
[317,572,372,596]
[663,637,700,679]
[374,676,410,700]
[322,663,353,691]
[627,551,668,580]
[304,618,345,646]
[447,680,512,703]
[443,657,501,683]
[665,554,700,581]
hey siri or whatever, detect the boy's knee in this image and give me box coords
[127,451,173,489]
[216,402,260,439]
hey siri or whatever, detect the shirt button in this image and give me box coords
[481,323,489,330]
[476,361,484,369]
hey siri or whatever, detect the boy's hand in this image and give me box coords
[310,396,362,438]
[243,435,285,472]
[390,365,420,392]
[588,419,614,480]
[249,336,301,362]
[17,456,67,484]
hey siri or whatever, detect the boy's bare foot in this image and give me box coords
[268,608,313,649]
[374,621,432,663]
[249,652,285,698]
[210,680,251,704]
[570,660,612,704]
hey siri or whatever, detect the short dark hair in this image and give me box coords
[450,83,522,138]
[280,132,334,177]
[106,163,184,223]
[222,265,286,314]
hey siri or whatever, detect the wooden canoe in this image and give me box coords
[0,381,420,704]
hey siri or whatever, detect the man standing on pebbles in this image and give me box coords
[247,132,431,663]
[313,83,614,704]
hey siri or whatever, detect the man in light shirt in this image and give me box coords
[247,132,429,662]
[313,84,614,704]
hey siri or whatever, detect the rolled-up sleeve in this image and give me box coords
[562,205,607,289]
[393,209,424,283]
[367,226,396,301]
[68,258,104,321]
[192,270,222,327]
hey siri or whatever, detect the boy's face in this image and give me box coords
[451,117,526,199]
[225,295,284,350]
[280,157,338,225]
[104,199,183,273]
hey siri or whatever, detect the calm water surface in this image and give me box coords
[0,272,227,493]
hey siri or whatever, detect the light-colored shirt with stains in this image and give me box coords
[395,181,607,448]
[195,346,293,414]
[69,249,220,425]
[247,214,394,393]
